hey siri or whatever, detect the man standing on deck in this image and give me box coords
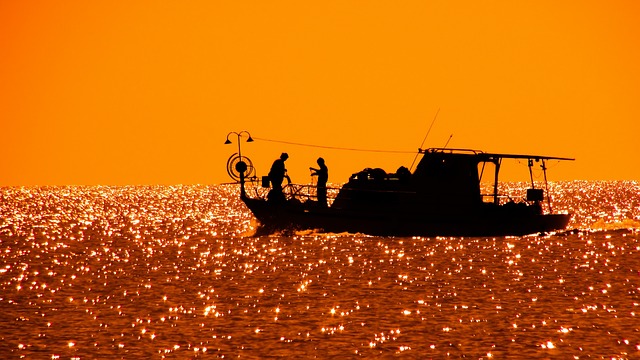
[268,152,290,202]
[310,157,328,207]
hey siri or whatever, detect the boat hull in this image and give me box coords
[242,198,571,237]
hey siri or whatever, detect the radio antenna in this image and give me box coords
[410,108,440,171]
[443,134,453,148]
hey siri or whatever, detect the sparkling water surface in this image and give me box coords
[1,181,639,358]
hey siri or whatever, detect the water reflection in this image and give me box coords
[0,182,638,358]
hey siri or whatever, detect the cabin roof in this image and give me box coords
[420,148,575,162]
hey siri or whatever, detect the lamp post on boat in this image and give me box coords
[225,131,253,159]
[224,131,254,198]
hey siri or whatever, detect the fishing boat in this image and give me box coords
[225,134,574,236]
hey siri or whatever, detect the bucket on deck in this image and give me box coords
[527,188,544,202]
[261,176,270,188]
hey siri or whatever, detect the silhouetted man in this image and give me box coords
[310,157,328,207]
[268,153,290,202]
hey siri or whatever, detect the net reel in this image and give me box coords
[226,153,256,182]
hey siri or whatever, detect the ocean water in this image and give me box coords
[0,181,639,359]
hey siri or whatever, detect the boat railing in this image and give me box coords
[480,192,552,214]
[242,177,339,206]
[283,184,339,205]
[480,193,519,204]
[420,148,484,155]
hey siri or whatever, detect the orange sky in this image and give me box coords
[2,1,639,186]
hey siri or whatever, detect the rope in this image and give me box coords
[252,137,415,154]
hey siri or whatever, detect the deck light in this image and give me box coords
[225,131,253,145]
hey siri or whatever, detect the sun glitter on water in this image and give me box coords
[0,181,638,358]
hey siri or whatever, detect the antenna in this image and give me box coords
[443,134,453,148]
[410,108,440,171]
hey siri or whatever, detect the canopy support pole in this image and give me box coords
[493,158,501,205]
[542,159,552,214]
[528,159,535,188]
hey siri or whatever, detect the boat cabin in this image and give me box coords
[330,148,571,216]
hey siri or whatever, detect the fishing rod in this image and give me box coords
[410,108,440,171]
